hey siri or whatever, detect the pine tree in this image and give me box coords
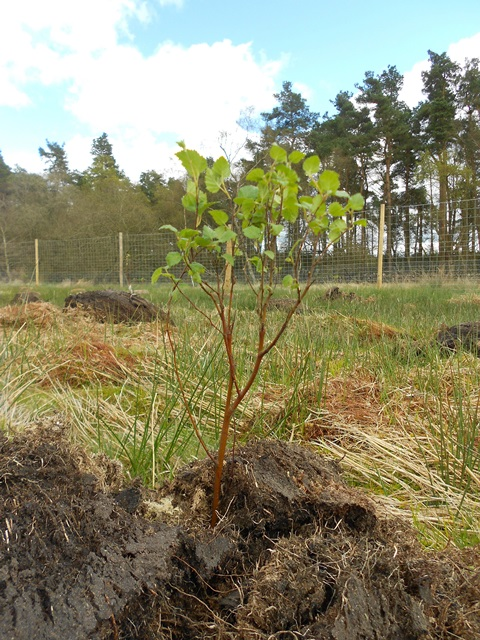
[86,133,126,184]
[356,66,411,257]
[418,51,460,260]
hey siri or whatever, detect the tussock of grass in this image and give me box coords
[1,283,480,547]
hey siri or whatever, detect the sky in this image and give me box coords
[2,0,480,181]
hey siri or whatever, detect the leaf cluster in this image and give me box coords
[152,143,365,289]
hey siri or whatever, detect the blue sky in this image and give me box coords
[2,0,480,180]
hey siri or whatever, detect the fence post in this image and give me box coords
[35,239,40,286]
[224,238,233,290]
[377,204,385,287]
[119,232,124,287]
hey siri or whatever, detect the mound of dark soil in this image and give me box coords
[10,291,42,304]
[63,290,171,324]
[325,287,358,301]
[0,425,478,639]
[267,298,304,314]
[436,321,480,356]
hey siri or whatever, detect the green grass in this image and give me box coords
[1,281,480,547]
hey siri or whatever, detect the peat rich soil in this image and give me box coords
[0,423,479,640]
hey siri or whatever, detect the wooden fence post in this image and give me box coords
[377,204,385,287]
[35,239,40,286]
[224,238,233,290]
[119,232,124,287]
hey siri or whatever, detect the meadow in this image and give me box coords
[1,281,479,550]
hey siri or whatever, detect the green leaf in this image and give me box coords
[329,202,345,217]
[243,225,264,240]
[355,218,368,227]
[210,209,229,225]
[236,185,259,200]
[312,194,327,216]
[270,223,284,236]
[282,274,294,287]
[335,190,350,198]
[246,168,264,182]
[264,250,275,260]
[195,236,215,248]
[159,224,178,233]
[308,218,328,235]
[223,253,235,266]
[319,170,340,194]
[269,145,288,163]
[151,267,164,284]
[176,147,207,180]
[328,218,347,242]
[182,192,197,212]
[214,228,237,243]
[289,150,306,164]
[282,203,299,223]
[190,271,203,284]
[152,268,177,284]
[189,262,206,274]
[178,228,200,239]
[213,156,230,180]
[249,256,264,273]
[303,155,320,177]
[276,164,298,184]
[348,193,365,211]
[205,168,221,193]
[197,198,212,217]
[165,251,183,267]
[202,225,216,240]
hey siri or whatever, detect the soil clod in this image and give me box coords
[63,289,172,324]
[436,321,480,355]
[1,429,479,639]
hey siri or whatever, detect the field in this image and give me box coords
[1,282,480,638]
[1,281,480,547]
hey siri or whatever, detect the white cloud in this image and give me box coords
[448,32,480,65]
[57,38,281,179]
[399,59,430,107]
[0,0,283,179]
[65,39,280,138]
[400,32,480,107]
[0,0,150,106]
[156,0,183,6]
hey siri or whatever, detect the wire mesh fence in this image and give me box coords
[2,198,480,285]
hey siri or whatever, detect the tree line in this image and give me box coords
[1,50,480,265]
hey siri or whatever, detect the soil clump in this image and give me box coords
[10,291,42,304]
[436,321,480,356]
[63,290,171,325]
[324,287,358,301]
[0,425,478,639]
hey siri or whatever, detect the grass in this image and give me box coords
[1,280,480,548]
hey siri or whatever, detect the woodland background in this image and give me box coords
[2,50,480,282]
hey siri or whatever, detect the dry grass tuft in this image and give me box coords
[0,302,62,327]
[448,294,480,305]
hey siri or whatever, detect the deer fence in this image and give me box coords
[2,199,480,286]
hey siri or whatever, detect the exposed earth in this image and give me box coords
[0,422,479,639]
